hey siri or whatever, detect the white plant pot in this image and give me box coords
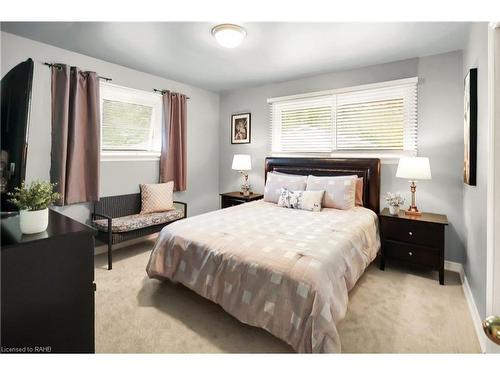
[389,206,400,216]
[19,208,49,234]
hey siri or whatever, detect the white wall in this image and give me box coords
[219,52,466,263]
[1,31,220,223]
[462,23,489,318]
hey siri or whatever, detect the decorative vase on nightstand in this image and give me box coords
[388,206,400,216]
[384,192,405,216]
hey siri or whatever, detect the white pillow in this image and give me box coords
[306,175,357,210]
[277,188,324,212]
[264,172,307,203]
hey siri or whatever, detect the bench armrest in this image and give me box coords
[173,201,187,218]
[92,212,113,232]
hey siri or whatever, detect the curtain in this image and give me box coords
[50,64,100,205]
[160,91,187,191]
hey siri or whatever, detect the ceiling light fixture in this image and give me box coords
[211,24,246,48]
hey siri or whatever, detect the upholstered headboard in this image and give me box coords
[264,157,381,213]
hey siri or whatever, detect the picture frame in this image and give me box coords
[231,113,251,144]
[464,68,477,186]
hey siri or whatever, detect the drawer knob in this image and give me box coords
[408,251,413,256]
[408,231,413,236]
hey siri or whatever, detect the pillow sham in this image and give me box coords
[355,177,364,207]
[277,188,324,212]
[306,175,357,210]
[272,171,304,177]
[140,181,175,214]
[264,172,307,203]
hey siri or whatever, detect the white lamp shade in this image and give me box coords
[232,154,252,171]
[396,157,432,180]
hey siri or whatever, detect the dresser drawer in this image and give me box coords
[381,218,443,247]
[384,240,439,267]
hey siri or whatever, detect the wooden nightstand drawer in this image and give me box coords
[384,240,439,267]
[382,219,442,247]
[221,196,245,208]
[220,192,263,209]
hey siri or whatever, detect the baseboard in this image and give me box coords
[444,260,464,277]
[94,234,158,256]
[445,261,486,353]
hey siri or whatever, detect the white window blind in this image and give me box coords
[270,96,335,153]
[100,82,162,156]
[269,78,418,157]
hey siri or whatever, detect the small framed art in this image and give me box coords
[231,113,251,144]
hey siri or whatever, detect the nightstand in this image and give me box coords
[379,207,448,285]
[220,192,263,209]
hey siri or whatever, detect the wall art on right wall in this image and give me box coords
[464,67,478,186]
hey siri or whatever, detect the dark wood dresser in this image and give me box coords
[1,209,96,353]
[220,191,263,208]
[379,208,448,285]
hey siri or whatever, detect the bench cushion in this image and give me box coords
[93,208,184,233]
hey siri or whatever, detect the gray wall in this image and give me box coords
[1,31,220,222]
[462,23,489,318]
[3,30,488,302]
[219,51,465,263]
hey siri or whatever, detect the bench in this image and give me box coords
[92,193,187,270]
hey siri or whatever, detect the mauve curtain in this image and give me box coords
[50,64,100,205]
[160,91,187,191]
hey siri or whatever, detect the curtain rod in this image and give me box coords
[153,88,190,99]
[43,62,112,82]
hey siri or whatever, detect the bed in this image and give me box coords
[146,157,381,353]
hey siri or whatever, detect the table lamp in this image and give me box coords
[232,154,252,196]
[396,157,432,216]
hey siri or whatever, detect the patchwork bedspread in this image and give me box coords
[146,200,380,353]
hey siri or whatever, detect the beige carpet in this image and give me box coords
[94,239,481,353]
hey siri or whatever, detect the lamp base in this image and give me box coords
[405,181,422,216]
[405,207,422,216]
[239,171,250,197]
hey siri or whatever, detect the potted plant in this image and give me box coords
[384,192,405,215]
[7,181,61,234]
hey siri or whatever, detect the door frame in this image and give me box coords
[486,22,500,354]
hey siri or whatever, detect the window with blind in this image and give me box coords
[100,82,162,159]
[269,78,418,157]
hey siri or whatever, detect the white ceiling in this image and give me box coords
[1,22,470,92]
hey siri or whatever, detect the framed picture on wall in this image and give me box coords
[231,113,251,144]
[464,68,477,186]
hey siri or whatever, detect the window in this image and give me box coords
[100,82,162,160]
[269,78,418,160]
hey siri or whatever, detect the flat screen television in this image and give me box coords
[1,58,34,212]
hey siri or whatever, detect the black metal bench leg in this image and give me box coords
[108,231,112,270]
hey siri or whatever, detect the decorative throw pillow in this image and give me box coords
[140,182,175,214]
[355,177,364,207]
[306,175,357,210]
[277,188,324,212]
[264,172,307,203]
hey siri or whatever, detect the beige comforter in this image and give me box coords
[146,200,380,353]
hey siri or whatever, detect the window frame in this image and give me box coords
[99,82,162,162]
[268,77,418,164]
